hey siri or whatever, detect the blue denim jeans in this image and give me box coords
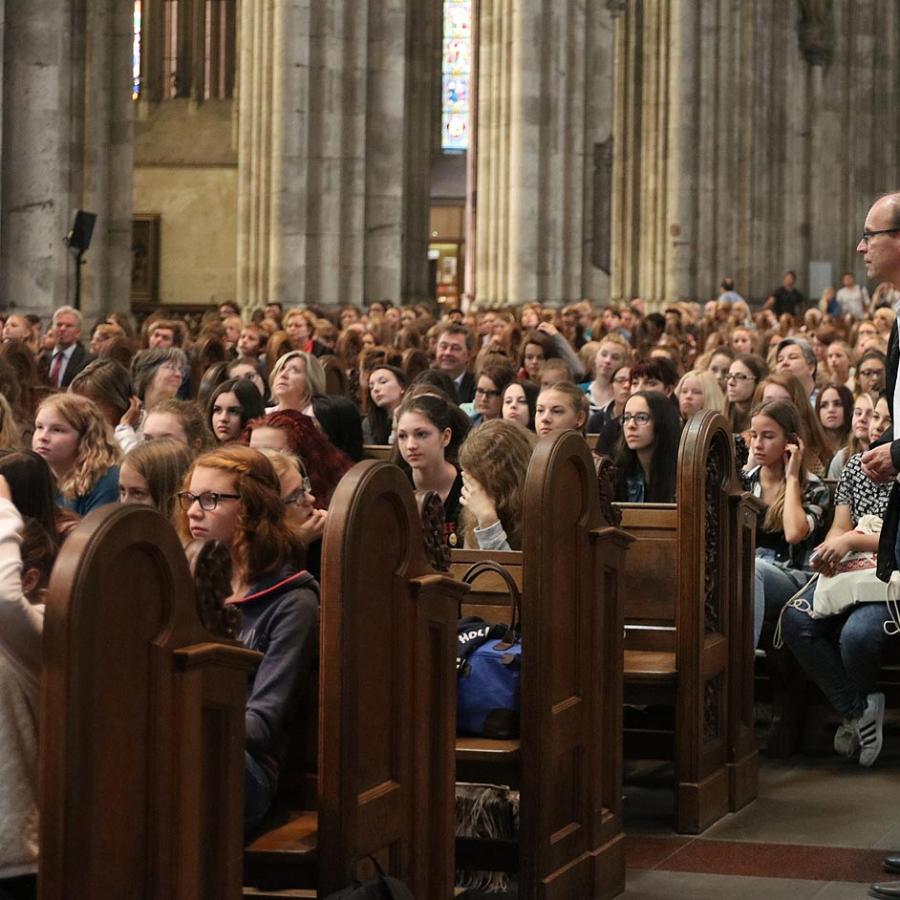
[245,751,277,835]
[754,548,811,648]
[780,588,893,720]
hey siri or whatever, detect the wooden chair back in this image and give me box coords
[39,505,259,900]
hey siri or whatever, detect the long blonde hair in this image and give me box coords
[36,394,120,500]
[0,393,21,450]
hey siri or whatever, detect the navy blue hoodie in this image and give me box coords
[227,567,319,777]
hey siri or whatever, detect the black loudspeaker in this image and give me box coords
[65,210,97,253]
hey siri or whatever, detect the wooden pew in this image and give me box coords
[362,444,392,461]
[39,505,260,900]
[616,410,758,834]
[243,460,467,898]
[449,431,632,900]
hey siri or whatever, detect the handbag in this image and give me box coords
[456,561,522,739]
[812,515,886,617]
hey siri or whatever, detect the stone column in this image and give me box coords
[76,0,135,317]
[609,0,900,307]
[237,0,439,310]
[474,0,615,308]
[0,0,133,319]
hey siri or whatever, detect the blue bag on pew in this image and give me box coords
[456,561,522,740]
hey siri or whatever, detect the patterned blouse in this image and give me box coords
[834,452,892,526]
[741,466,832,569]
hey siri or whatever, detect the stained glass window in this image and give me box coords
[441,0,471,152]
[132,1,142,99]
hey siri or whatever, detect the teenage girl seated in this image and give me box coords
[244,409,353,509]
[534,382,588,437]
[394,393,469,547]
[118,439,197,519]
[458,419,536,551]
[176,446,318,833]
[208,378,266,444]
[32,394,120,516]
[780,392,894,767]
[744,399,831,647]
[612,390,682,503]
[501,380,539,432]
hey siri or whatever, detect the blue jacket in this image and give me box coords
[228,567,319,776]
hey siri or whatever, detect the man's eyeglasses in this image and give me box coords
[177,491,241,511]
[859,228,900,247]
[475,388,500,398]
[283,476,313,506]
[725,373,756,383]
[621,412,652,425]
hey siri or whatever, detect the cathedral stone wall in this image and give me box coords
[133,99,238,306]
[609,0,900,308]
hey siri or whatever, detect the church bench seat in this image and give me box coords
[362,443,392,460]
[614,410,759,834]
[623,649,678,682]
[245,811,319,856]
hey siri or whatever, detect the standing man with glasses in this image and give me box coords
[857,191,900,900]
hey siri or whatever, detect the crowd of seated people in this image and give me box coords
[0,285,899,897]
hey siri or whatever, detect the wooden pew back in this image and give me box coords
[615,410,756,832]
[39,506,258,900]
[318,460,466,898]
[453,431,631,899]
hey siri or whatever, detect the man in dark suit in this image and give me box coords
[858,191,900,900]
[38,306,92,388]
[433,323,475,404]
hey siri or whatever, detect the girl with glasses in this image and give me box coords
[244,409,352,509]
[723,353,768,434]
[471,363,515,426]
[177,445,317,834]
[592,363,632,455]
[612,390,681,503]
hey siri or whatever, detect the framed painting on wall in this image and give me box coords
[131,214,160,305]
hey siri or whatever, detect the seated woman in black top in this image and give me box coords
[613,390,682,503]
